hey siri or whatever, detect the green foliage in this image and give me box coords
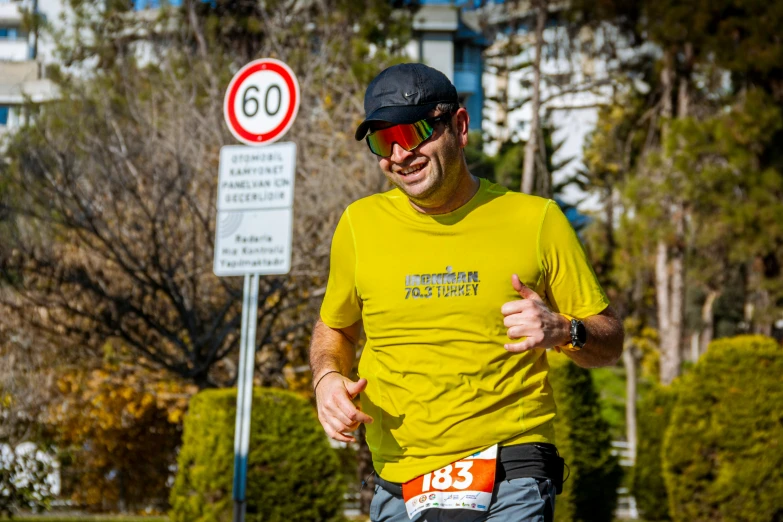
[607,86,783,336]
[590,367,626,440]
[548,353,623,522]
[582,93,647,191]
[643,0,783,100]
[463,131,496,182]
[663,335,783,522]
[573,88,651,293]
[632,384,677,521]
[492,139,525,190]
[169,388,344,522]
[491,115,572,197]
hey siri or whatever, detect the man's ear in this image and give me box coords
[456,108,470,148]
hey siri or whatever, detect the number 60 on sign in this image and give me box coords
[223,58,300,146]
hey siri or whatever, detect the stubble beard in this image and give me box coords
[402,158,463,211]
[386,127,464,209]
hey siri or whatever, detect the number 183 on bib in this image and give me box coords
[401,445,498,519]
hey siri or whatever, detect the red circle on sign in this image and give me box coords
[224,59,300,145]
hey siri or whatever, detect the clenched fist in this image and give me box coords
[314,373,373,443]
[501,274,571,352]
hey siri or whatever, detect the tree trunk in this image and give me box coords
[655,49,674,346]
[690,332,700,362]
[655,240,670,333]
[622,340,638,461]
[699,289,720,355]
[186,0,210,66]
[602,185,615,278]
[668,44,690,371]
[118,469,128,513]
[667,207,685,378]
[521,0,546,194]
[656,49,688,385]
[534,122,552,197]
[31,0,39,59]
[677,42,693,120]
[656,238,681,385]
[743,263,755,334]
[752,288,773,336]
[660,50,674,123]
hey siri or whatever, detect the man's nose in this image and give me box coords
[389,142,414,163]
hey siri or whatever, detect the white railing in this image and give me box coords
[615,487,640,520]
[610,440,635,467]
[611,440,639,519]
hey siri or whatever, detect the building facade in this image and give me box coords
[405,0,486,132]
[0,0,59,138]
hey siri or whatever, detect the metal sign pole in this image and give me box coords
[233,273,259,522]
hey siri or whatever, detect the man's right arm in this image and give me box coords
[309,318,373,443]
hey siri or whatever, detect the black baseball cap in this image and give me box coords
[354,63,459,141]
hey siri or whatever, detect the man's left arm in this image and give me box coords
[502,274,623,368]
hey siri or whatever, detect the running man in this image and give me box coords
[309,63,623,522]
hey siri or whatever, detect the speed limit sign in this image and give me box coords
[223,58,300,146]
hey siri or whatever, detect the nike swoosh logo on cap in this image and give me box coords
[404,92,418,97]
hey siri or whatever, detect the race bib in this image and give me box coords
[401,445,497,520]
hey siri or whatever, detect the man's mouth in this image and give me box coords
[399,163,426,176]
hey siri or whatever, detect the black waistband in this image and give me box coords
[374,443,563,497]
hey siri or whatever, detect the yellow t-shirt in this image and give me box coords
[320,178,609,482]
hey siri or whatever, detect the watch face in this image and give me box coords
[576,321,587,343]
[572,319,587,347]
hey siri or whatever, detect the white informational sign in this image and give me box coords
[217,143,296,211]
[223,58,301,146]
[213,209,293,276]
[213,142,296,276]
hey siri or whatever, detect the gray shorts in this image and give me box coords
[370,477,556,522]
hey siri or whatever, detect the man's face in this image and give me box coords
[371,108,469,208]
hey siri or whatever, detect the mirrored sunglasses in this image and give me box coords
[365,113,452,158]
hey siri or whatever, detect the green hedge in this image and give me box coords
[632,384,676,521]
[548,352,623,522]
[662,335,783,522]
[169,388,345,522]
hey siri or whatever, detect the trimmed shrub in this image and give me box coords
[548,352,623,522]
[662,335,783,522]
[632,384,676,521]
[169,388,345,522]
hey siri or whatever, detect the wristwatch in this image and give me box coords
[570,319,587,349]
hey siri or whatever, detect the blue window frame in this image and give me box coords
[0,27,19,39]
[0,106,10,126]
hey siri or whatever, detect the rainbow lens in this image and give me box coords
[366,119,435,158]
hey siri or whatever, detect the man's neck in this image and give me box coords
[408,172,480,215]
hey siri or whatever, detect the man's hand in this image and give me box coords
[501,274,571,352]
[315,373,374,443]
